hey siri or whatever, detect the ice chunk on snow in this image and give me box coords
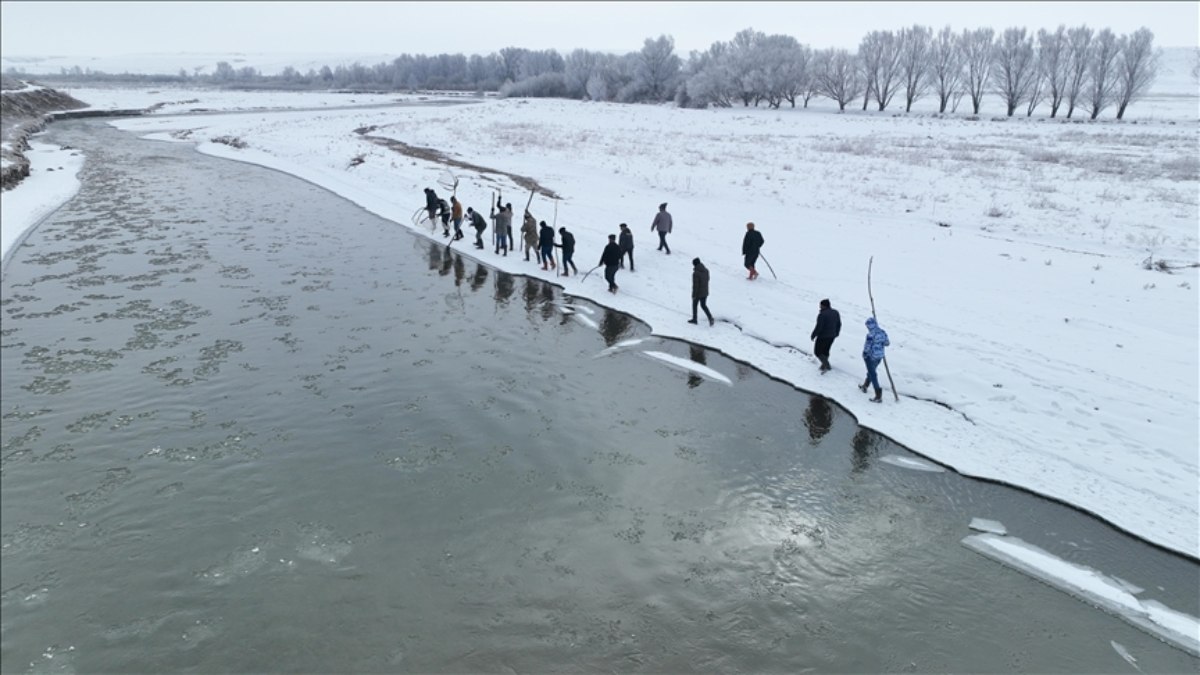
[572,313,599,330]
[592,338,647,359]
[558,307,575,315]
[962,533,1200,656]
[969,518,1008,535]
[879,455,945,473]
[640,351,732,385]
[1110,641,1141,671]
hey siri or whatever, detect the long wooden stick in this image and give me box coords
[552,198,560,270]
[868,256,899,402]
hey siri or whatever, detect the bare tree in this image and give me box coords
[498,47,525,84]
[816,48,865,111]
[1064,25,1094,118]
[565,49,601,99]
[961,27,995,114]
[860,30,905,111]
[1086,28,1120,119]
[1037,26,1070,117]
[636,35,681,102]
[929,26,963,113]
[1025,60,1046,117]
[1193,48,1200,82]
[682,41,736,108]
[898,25,931,112]
[991,27,1037,116]
[780,42,813,108]
[1114,28,1159,120]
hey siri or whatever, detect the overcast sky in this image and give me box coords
[2,1,1197,57]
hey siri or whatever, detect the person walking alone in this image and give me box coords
[556,226,578,276]
[650,202,672,255]
[618,223,635,271]
[689,258,714,326]
[742,221,764,280]
[810,299,842,373]
[858,317,890,402]
[600,234,622,293]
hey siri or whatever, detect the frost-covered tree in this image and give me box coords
[778,41,814,108]
[728,28,766,106]
[898,24,931,112]
[929,26,963,113]
[961,27,995,114]
[990,27,1037,116]
[680,42,735,108]
[815,48,864,111]
[1064,25,1094,118]
[1113,28,1159,120]
[1085,28,1120,119]
[1037,26,1070,117]
[564,49,601,98]
[517,50,564,80]
[498,47,524,84]
[635,35,681,102]
[859,30,904,111]
[753,33,805,108]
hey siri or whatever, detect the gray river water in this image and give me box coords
[1,121,1197,673]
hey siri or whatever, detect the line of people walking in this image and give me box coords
[421,186,891,402]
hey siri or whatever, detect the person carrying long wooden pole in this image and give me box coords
[860,256,899,402]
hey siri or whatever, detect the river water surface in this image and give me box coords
[1,121,1197,673]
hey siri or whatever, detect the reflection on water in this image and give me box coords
[1,121,1197,674]
[804,396,833,442]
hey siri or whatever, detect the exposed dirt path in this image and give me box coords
[355,126,559,200]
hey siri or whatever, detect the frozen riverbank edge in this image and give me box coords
[146,127,1200,563]
[3,91,1196,562]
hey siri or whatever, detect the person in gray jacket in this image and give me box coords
[493,195,512,255]
[650,202,672,254]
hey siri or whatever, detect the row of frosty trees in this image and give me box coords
[507,25,1162,120]
[674,25,1159,119]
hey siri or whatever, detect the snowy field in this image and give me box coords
[1,58,1198,573]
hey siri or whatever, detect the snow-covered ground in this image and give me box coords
[1,68,1197,566]
[0,140,84,267]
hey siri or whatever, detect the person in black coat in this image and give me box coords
[538,221,558,271]
[599,234,622,293]
[555,227,578,276]
[810,298,842,372]
[424,188,440,226]
[618,223,634,271]
[742,221,764,280]
[689,258,714,325]
[466,207,488,249]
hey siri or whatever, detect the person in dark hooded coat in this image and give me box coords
[599,234,622,293]
[742,221,764,280]
[810,298,842,372]
[555,227,577,276]
[538,221,557,271]
[689,258,714,326]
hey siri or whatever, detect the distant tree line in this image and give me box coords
[5,24,1162,119]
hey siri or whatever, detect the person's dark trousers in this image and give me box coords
[604,264,619,291]
[657,231,670,254]
[562,252,577,275]
[692,297,713,323]
[814,337,835,369]
[621,248,634,271]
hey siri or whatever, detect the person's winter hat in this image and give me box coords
[659,202,668,209]
[620,223,628,229]
[558,227,566,234]
[692,257,701,265]
[608,234,617,241]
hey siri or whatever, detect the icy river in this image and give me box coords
[1,120,1197,673]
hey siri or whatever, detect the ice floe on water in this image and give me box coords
[1110,640,1142,671]
[559,302,594,316]
[962,533,1200,656]
[968,518,1008,535]
[878,454,945,473]
[571,313,599,330]
[640,351,732,386]
[592,337,648,359]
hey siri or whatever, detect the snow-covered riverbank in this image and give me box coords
[3,81,1197,561]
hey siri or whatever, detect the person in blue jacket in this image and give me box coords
[858,317,890,402]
